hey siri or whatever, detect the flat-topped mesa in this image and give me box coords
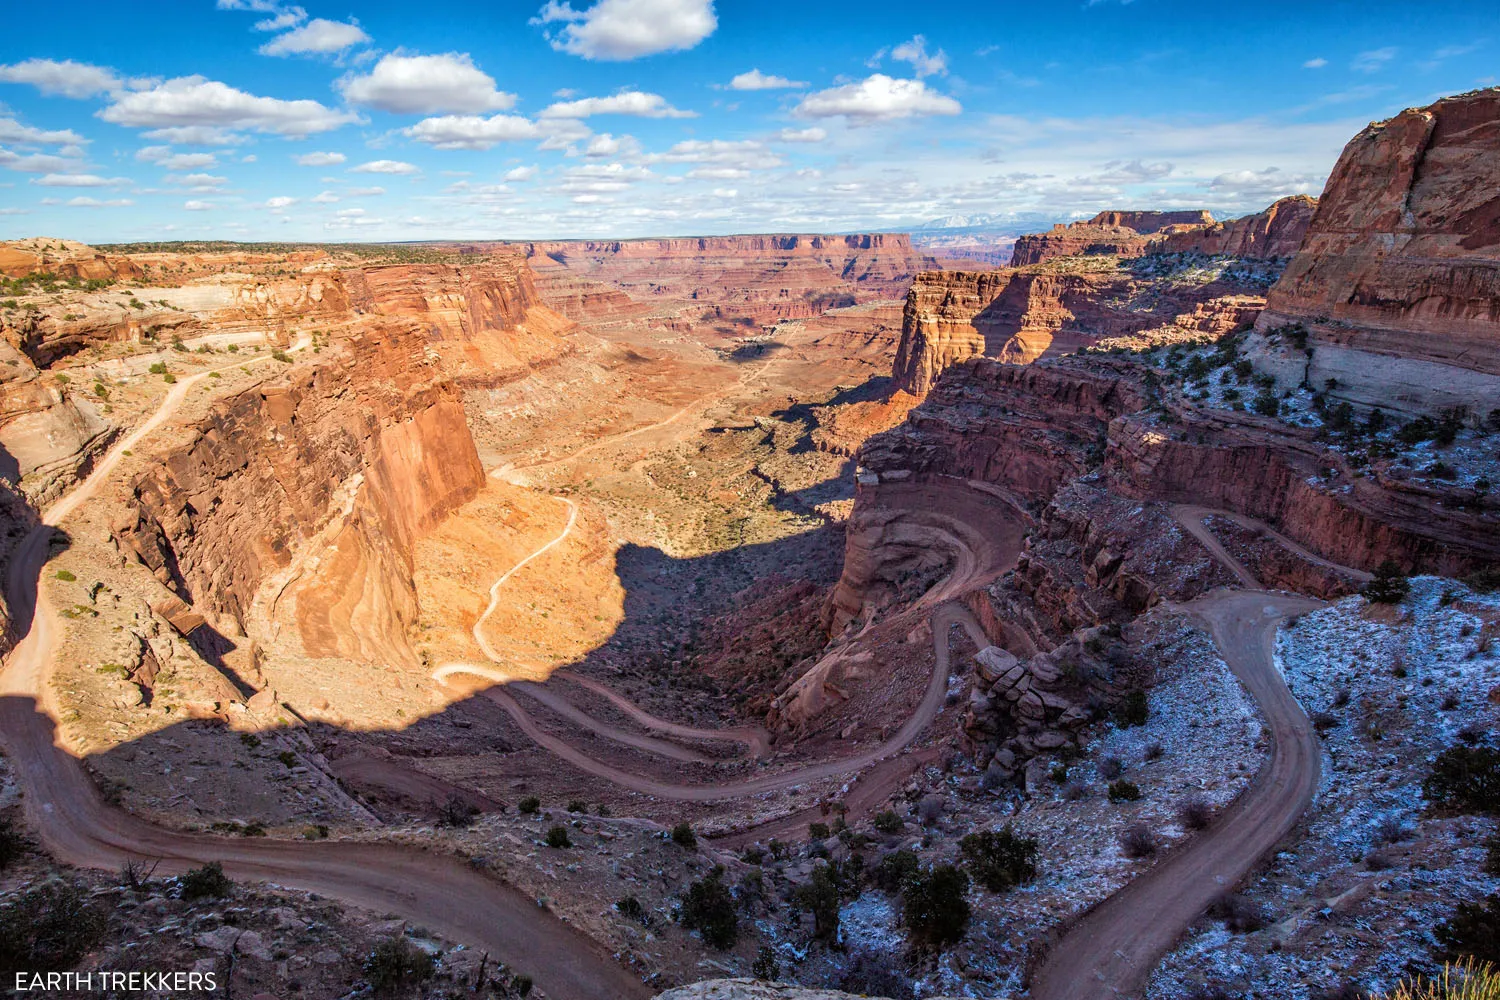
[1151,196,1317,259]
[0,237,144,282]
[1010,210,1216,266]
[1246,87,1500,417]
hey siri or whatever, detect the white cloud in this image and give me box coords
[652,138,783,172]
[141,126,248,145]
[686,166,747,180]
[347,185,385,196]
[101,76,357,136]
[1303,57,1328,69]
[0,58,121,98]
[1352,47,1397,73]
[1091,159,1173,184]
[794,74,961,122]
[729,69,806,91]
[266,195,298,208]
[541,90,694,118]
[505,165,538,181]
[403,114,541,150]
[533,0,716,60]
[167,172,229,191]
[65,196,132,207]
[0,150,79,173]
[0,118,86,146]
[559,161,653,192]
[890,36,948,78]
[775,126,826,143]
[1207,166,1320,202]
[312,190,339,203]
[137,148,220,170]
[184,200,216,210]
[580,133,642,158]
[261,18,370,56]
[295,151,346,166]
[338,53,515,114]
[351,159,419,175]
[31,173,127,187]
[336,207,365,217]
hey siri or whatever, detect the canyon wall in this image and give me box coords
[115,322,485,670]
[1010,210,1215,266]
[1152,196,1316,259]
[1247,87,1500,416]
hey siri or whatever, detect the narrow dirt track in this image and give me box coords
[1028,507,1336,1000]
[0,350,651,1000]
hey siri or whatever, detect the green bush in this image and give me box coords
[1464,567,1500,594]
[1115,690,1149,728]
[679,866,738,949]
[1108,780,1143,803]
[567,800,586,813]
[901,864,971,949]
[0,881,106,971]
[1364,562,1411,605]
[510,973,533,997]
[1435,894,1500,964]
[671,822,697,848]
[752,945,779,981]
[0,819,24,871]
[872,849,920,894]
[959,825,1038,892]
[615,896,645,922]
[517,796,540,814]
[364,935,435,995]
[872,810,904,834]
[544,825,571,849]
[54,569,76,582]
[796,863,842,941]
[178,861,233,900]
[1423,745,1500,814]
[808,821,830,840]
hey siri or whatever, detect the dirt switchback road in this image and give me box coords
[1029,507,1336,1000]
[0,356,650,1000]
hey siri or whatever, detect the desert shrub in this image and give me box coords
[671,822,697,848]
[901,864,971,949]
[1143,742,1164,762]
[1485,836,1500,876]
[752,945,780,981]
[1435,895,1500,964]
[1062,780,1089,802]
[567,800,586,813]
[148,362,167,375]
[1464,567,1500,594]
[1178,796,1213,831]
[544,825,571,849]
[615,896,645,922]
[1365,560,1411,604]
[178,861,233,900]
[807,821,830,840]
[0,880,106,971]
[873,810,904,834]
[1208,892,1266,933]
[1373,958,1500,1000]
[510,974,533,997]
[872,849,921,894]
[680,866,738,949]
[54,569,76,582]
[437,794,479,828]
[1119,823,1158,858]
[1100,756,1125,779]
[517,796,540,814]
[1424,745,1500,814]
[1108,779,1142,802]
[796,863,842,941]
[0,819,25,871]
[917,794,946,825]
[364,935,435,995]
[741,847,765,865]
[1115,690,1149,728]
[1375,814,1411,845]
[958,825,1038,892]
[840,950,914,1000]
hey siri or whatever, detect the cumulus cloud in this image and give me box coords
[167,172,230,190]
[580,133,642,158]
[141,126,248,145]
[533,0,717,60]
[1352,47,1397,73]
[347,185,385,196]
[184,199,216,210]
[265,195,298,208]
[351,159,420,174]
[338,53,515,114]
[0,118,86,145]
[0,58,121,98]
[505,165,539,181]
[1207,166,1319,202]
[137,148,219,170]
[794,74,961,122]
[65,196,132,207]
[261,18,370,56]
[728,69,806,91]
[541,91,694,118]
[653,138,783,171]
[100,75,357,136]
[294,151,346,166]
[1303,57,1328,69]
[403,114,541,150]
[1092,159,1173,184]
[890,35,948,78]
[775,126,826,143]
[559,161,653,192]
[312,190,339,203]
[0,150,80,173]
[31,173,127,187]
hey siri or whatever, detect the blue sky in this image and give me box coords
[0,0,1494,242]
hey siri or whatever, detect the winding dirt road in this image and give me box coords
[1027,509,1333,1000]
[0,350,650,1000]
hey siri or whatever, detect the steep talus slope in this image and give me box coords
[115,323,485,669]
[1248,86,1500,415]
[891,257,1266,396]
[1152,195,1316,259]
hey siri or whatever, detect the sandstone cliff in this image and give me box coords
[0,237,144,281]
[115,323,485,670]
[1151,196,1316,259]
[1010,211,1215,266]
[1248,87,1500,416]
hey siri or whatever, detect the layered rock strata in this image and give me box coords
[1151,195,1316,259]
[1010,210,1215,266]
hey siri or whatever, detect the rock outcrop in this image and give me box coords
[1247,87,1500,416]
[1010,210,1215,266]
[1151,196,1316,259]
[0,237,143,281]
[115,323,485,669]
